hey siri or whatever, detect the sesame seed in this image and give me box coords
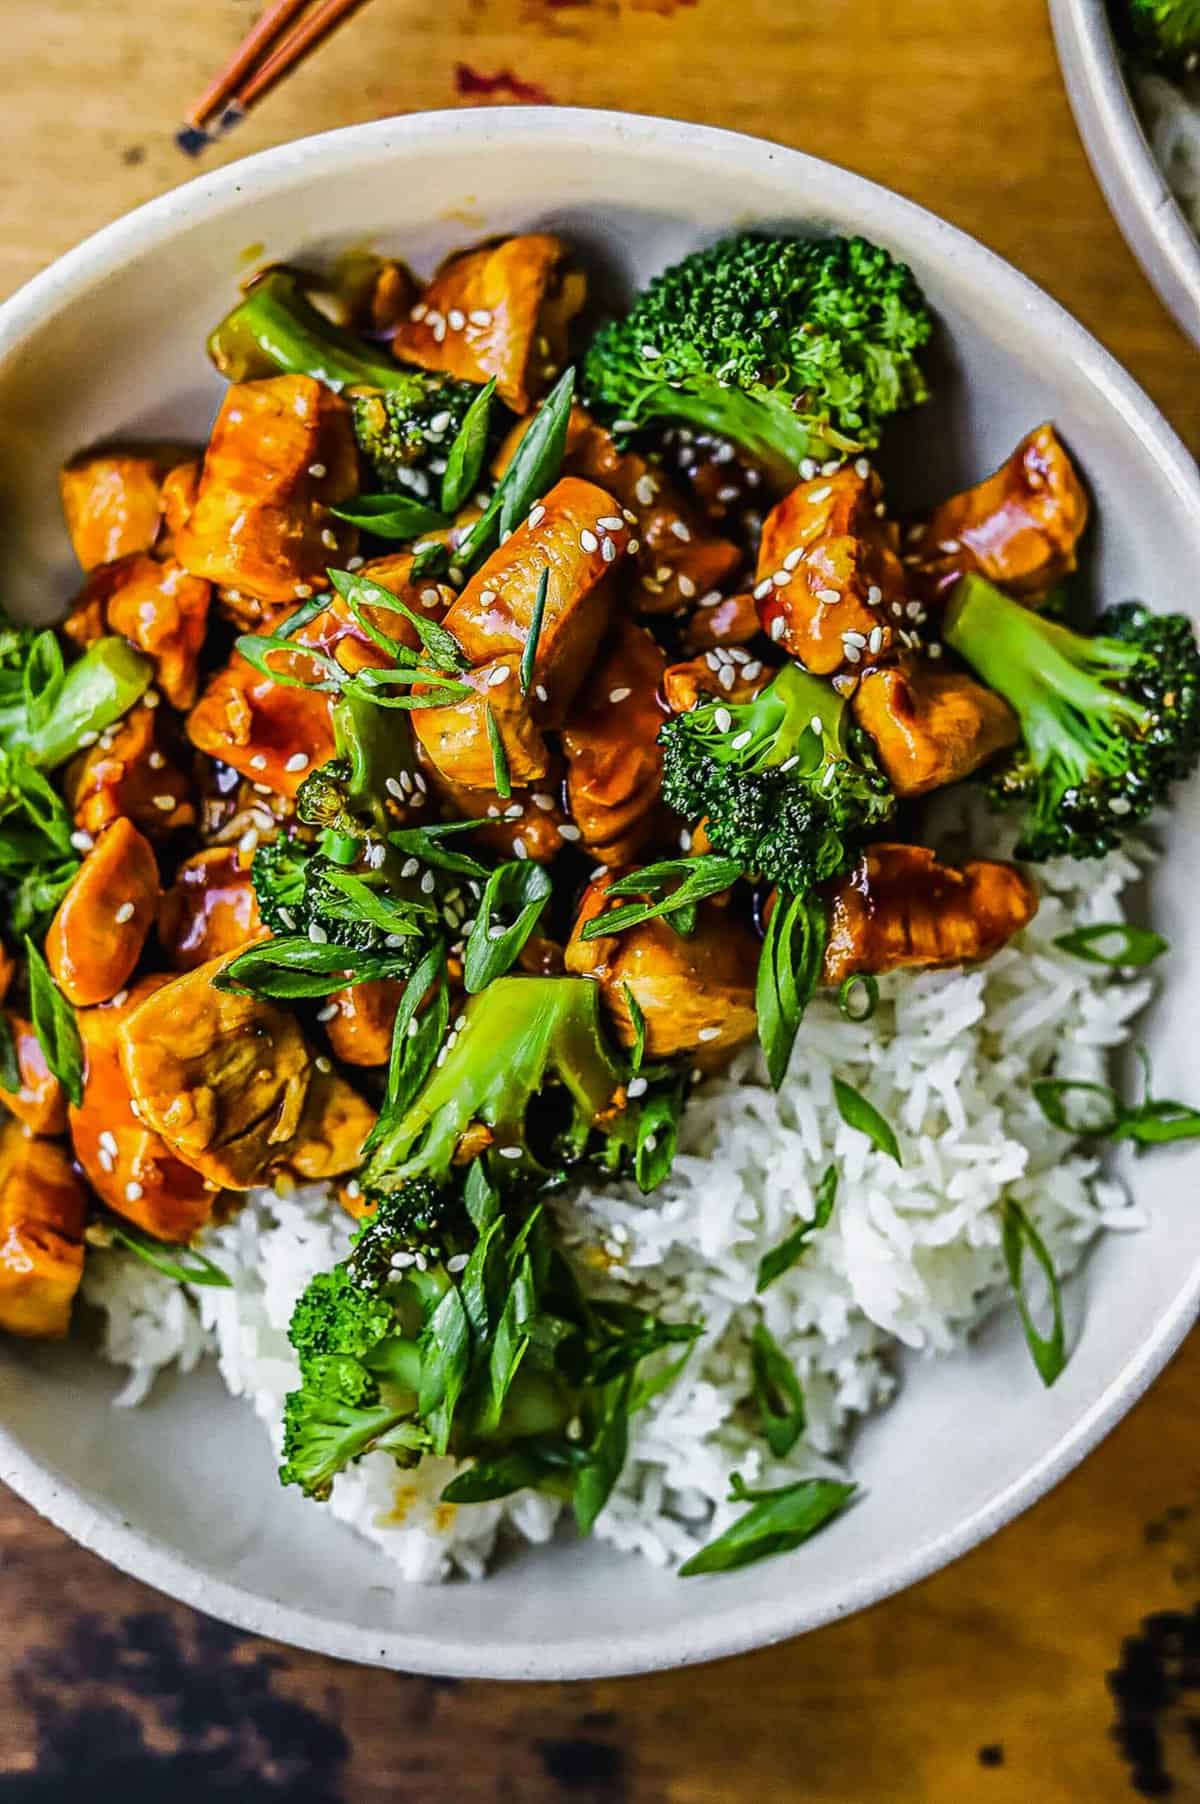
[679,828,693,851]
[98,1149,114,1173]
[480,589,498,606]
[609,686,632,703]
[627,1075,649,1098]
[580,529,599,553]
[447,1253,469,1274]
[498,1145,523,1160]
[843,644,862,664]
[125,1180,143,1202]
[867,585,883,606]
[143,689,160,710]
[730,729,753,750]
[714,707,732,732]
[284,752,309,773]
[386,776,404,799]
[528,505,546,528]
[315,1055,332,1074]
[697,1026,721,1042]
[111,990,129,1009]
[535,684,549,703]
[854,456,872,478]
[641,343,660,360]
[613,420,638,434]
[843,630,868,647]
[753,579,773,600]
[414,772,427,793]
[718,484,740,503]
[670,520,691,542]
[238,827,259,855]
[153,794,176,812]
[938,539,961,554]
[469,308,493,326]
[448,565,465,586]
[597,515,624,531]
[148,750,165,770]
[532,793,555,811]
[718,665,736,690]
[635,474,658,506]
[487,664,510,687]
[316,1002,338,1022]
[700,589,723,608]
[779,755,799,773]
[558,823,582,841]
[822,458,841,476]
[346,555,364,570]
[429,314,447,343]
[430,410,452,433]
[420,587,441,607]
[421,870,436,894]
[769,616,786,641]
[800,459,817,480]
[773,570,792,588]
[410,303,427,321]
[504,802,524,820]
[70,830,94,853]
[808,485,832,504]
[99,1131,118,1157]
[309,922,328,943]
[293,582,313,599]
[399,770,414,794]
[743,660,763,681]
[677,574,697,598]
[321,529,338,550]
[821,761,838,790]
[602,538,617,563]
[868,626,884,653]
[704,651,721,671]
[512,837,528,860]
[627,539,641,555]
[816,588,841,606]
[906,600,924,620]
[447,311,466,331]
[782,548,804,572]
[928,642,943,659]
[308,461,327,478]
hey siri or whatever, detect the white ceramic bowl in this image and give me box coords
[1051,0,1200,346]
[2,109,1200,1680]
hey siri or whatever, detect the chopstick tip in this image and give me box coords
[175,124,213,157]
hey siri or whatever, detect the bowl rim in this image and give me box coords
[3,104,1200,1680]
[1050,0,1200,348]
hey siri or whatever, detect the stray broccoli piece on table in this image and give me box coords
[1126,0,1200,70]
[584,232,931,486]
[659,661,895,891]
[943,573,1200,860]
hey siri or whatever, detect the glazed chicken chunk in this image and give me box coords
[392,233,586,414]
[45,817,161,1007]
[117,952,375,1191]
[560,621,668,866]
[821,844,1039,986]
[851,657,1020,797]
[58,448,192,573]
[566,875,759,1060]
[0,1121,88,1340]
[175,375,359,605]
[755,467,904,675]
[903,424,1088,605]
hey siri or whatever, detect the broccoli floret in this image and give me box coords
[280,1392,428,1502]
[362,975,626,1195]
[250,833,440,955]
[295,693,415,845]
[350,383,490,497]
[584,233,932,486]
[659,661,895,890]
[943,574,1200,860]
[1126,0,1200,68]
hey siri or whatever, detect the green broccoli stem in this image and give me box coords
[0,637,152,769]
[699,661,848,773]
[943,574,1150,771]
[207,269,413,392]
[628,383,842,488]
[362,976,624,1189]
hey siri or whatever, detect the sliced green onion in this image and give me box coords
[832,1077,901,1164]
[837,973,878,1022]
[520,566,550,696]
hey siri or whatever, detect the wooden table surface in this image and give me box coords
[3,0,1200,1796]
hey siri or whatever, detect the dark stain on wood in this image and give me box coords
[536,1736,627,1794]
[976,1745,1005,1768]
[1109,1605,1200,1797]
[2,1610,349,1802]
[453,64,556,105]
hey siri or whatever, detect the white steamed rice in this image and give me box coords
[82,819,1152,1582]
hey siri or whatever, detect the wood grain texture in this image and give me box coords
[2,0,1200,1797]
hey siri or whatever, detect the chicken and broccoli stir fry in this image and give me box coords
[2,228,1198,1555]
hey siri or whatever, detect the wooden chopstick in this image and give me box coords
[182,0,312,131]
[231,0,371,113]
[177,0,372,155]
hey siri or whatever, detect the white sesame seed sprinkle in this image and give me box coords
[808,485,832,504]
[730,729,753,750]
[284,752,309,773]
[528,505,546,528]
[843,643,862,664]
[447,310,466,331]
[386,776,404,799]
[487,664,511,687]
[293,582,313,599]
[816,588,841,606]
[125,1180,143,1202]
[152,794,176,812]
[317,1002,338,1022]
[697,1026,721,1042]
[769,615,786,641]
[143,689,160,709]
[309,922,328,943]
[321,528,338,550]
[800,459,817,480]
[421,870,436,894]
[602,538,617,562]
[147,750,165,771]
[635,474,658,506]
[308,461,327,478]
[70,830,95,853]
[99,1131,118,1157]
[499,1145,523,1160]
[558,823,581,841]
[534,684,549,703]
[773,569,792,588]
[743,660,763,681]
[609,686,632,703]
[512,837,528,860]
[580,529,599,553]
[714,707,732,732]
[111,990,129,1009]
[469,308,492,326]
[843,630,868,647]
